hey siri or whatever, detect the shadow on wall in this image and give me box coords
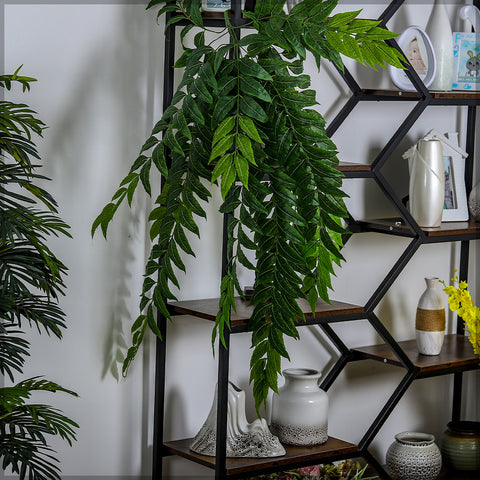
[36,3,163,477]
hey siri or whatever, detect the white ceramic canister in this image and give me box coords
[426,0,453,91]
[409,139,445,228]
[415,277,446,356]
[270,368,328,446]
[386,432,442,480]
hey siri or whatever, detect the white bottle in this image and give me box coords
[426,0,453,91]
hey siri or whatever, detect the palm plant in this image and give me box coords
[0,67,78,480]
[93,0,405,412]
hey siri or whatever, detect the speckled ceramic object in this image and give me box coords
[386,432,442,480]
[270,368,328,446]
[440,421,480,471]
[469,182,480,222]
[415,277,446,355]
[190,382,285,458]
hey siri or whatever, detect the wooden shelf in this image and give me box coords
[438,469,480,480]
[363,89,480,103]
[359,218,480,240]
[168,297,365,331]
[352,335,480,375]
[163,437,358,476]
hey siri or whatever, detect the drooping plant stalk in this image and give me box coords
[93,0,404,412]
[0,68,78,479]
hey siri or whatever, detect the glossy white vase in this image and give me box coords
[426,0,453,91]
[415,277,446,356]
[270,368,328,446]
[409,139,445,228]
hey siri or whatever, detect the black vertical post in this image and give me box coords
[452,105,476,422]
[152,13,176,480]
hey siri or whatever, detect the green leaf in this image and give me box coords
[239,116,263,144]
[209,134,234,163]
[239,96,268,123]
[212,116,235,146]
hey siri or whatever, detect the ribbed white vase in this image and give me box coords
[415,277,446,356]
[426,0,453,91]
[409,139,445,228]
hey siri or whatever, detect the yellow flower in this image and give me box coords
[442,276,480,357]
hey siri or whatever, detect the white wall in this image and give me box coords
[2,1,478,479]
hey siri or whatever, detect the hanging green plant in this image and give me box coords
[93,0,404,412]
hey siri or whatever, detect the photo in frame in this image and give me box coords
[441,132,469,222]
[389,26,436,91]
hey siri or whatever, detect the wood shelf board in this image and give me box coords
[353,334,479,373]
[363,89,480,101]
[163,437,358,475]
[359,218,480,238]
[168,297,364,327]
[336,162,371,172]
[438,469,480,479]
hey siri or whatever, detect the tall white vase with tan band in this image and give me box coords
[415,277,446,355]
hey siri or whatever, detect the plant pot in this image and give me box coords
[440,421,480,471]
[386,432,442,480]
[270,368,328,446]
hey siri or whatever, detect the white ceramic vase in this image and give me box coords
[425,0,453,91]
[415,277,446,356]
[409,139,445,228]
[386,432,442,480]
[270,368,328,446]
[190,382,285,458]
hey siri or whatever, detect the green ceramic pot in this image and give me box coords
[440,421,480,471]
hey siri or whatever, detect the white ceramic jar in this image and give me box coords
[270,368,328,446]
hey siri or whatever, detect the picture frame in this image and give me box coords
[201,0,230,12]
[389,26,436,91]
[441,132,469,222]
[452,32,480,91]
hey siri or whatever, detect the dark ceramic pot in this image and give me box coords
[440,421,480,471]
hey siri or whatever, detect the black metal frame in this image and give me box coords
[151,1,480,479]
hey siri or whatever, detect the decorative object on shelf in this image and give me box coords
[440,274,480,356]
[440,421,480,471]
[469,181,480,222]
[386,431,442,480]
[407,129,470,222]
[389,26,436,91]
[270,369,328,446]
[285,0,301,13]
[425,0,453,91]
[404,137,445,227]
[453,5,480,91]
[415,277,446,356]
[93,0,406,412]
[190,382,285,458]
[248,459,376,480]
[201,0,230,12]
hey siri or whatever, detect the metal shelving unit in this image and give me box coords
[151,1,480,479]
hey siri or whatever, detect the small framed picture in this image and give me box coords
[201,0,230,12]
[441,132,469,222]
[389,26,436,91]
[452,32,480,91]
